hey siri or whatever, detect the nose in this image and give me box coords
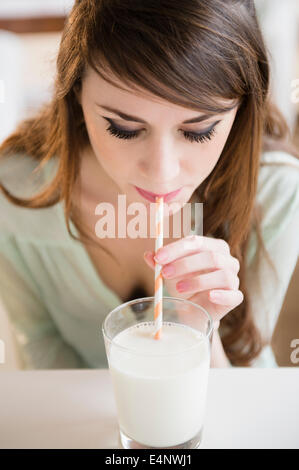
[138,135,180,184]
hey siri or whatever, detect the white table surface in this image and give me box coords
[0,368,298,449]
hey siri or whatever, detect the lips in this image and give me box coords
[134,186,182,202]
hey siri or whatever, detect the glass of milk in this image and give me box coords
[102,296,213,449]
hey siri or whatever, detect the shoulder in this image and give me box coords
[0,152,43,192]
[256,151,299,241]
[246,152,299,341]
[246,151,299,265]
[258,150,299,187]
[0,153,66,243]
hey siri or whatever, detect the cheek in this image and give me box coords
[84,116,127,171]
[187,139,222,174]
[186,124,232,179]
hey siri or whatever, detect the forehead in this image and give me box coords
[83,64,174,105]
[83,64,239,114]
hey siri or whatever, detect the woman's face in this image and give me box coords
[78,66,239,209]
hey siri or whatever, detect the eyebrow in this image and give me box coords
[95,103,236,124]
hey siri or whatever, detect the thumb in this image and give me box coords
[143,251,155,270]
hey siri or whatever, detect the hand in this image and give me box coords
[143,234,244,329]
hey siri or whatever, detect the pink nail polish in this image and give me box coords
[176,280,190,292]
[162,265,175,277]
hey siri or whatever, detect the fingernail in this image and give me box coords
[176,280,191,292]
[144,252,153,263]
[162,265,175,278]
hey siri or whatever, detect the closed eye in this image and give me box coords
[103,117,220,144]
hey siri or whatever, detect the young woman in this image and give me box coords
[0,0,298,369]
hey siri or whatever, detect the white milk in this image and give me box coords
[109,321,210,448]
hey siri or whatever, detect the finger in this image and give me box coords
[176,269,240,294]
[161,251,240,279]
[154,234,230,265]
[143,251,155,269]
[209,289,244,308]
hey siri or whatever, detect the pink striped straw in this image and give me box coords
[154,196,164,340]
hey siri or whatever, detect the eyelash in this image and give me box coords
[104,118,218,144]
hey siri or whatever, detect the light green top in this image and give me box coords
[0,150,298,369]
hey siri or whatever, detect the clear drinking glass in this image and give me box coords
[102,296,213,449]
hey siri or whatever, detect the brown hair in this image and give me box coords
[0,0,298,366]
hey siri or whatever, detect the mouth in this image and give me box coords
[134,186,182,202]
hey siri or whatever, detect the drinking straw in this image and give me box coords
[154,196,164,340]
